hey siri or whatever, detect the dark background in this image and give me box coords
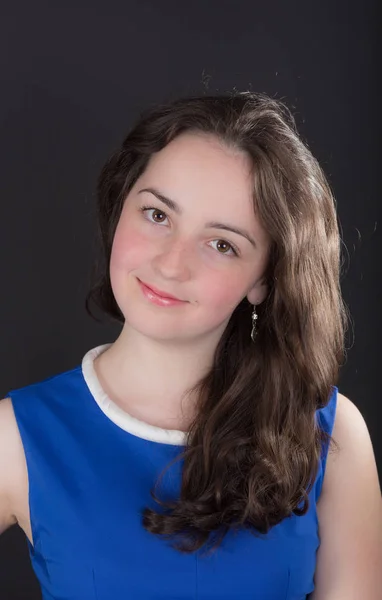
[0,1,380,597]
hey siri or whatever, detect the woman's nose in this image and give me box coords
[153,239,195,280]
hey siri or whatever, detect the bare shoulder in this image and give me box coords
[0,396,23,459]
[312,392,382,599]
[324,391,381,505]
[0,397,29,535]
[332,392,374,449]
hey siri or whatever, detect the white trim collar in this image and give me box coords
[81,344,188,446]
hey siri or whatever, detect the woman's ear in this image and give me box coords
[246,277,268,306]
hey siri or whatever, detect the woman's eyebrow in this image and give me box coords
[138,187,257,249]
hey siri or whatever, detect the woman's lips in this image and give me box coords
[137,279,186,307]
[140,280,183,301]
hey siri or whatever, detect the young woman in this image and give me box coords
[0,92,381,599]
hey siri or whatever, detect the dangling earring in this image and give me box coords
[251,304,258,343]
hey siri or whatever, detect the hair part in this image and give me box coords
[85,91,349,555]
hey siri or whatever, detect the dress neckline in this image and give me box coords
[81,343,188,446]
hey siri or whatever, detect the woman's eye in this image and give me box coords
[139,206,239,257]
[209,239,239,257]
[140,206,168,224]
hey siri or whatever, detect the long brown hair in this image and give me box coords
[85,91,348,555]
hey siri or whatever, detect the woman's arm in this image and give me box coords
[310,393,382,599]
[0,398,19,537]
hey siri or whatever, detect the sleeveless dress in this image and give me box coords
[5,343,337,600]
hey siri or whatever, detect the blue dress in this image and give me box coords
[6,343,337,600]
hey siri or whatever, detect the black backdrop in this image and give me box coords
[0,1,380,598]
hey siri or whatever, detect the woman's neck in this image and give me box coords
[92,323,217,431]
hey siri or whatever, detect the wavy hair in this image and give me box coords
[85,91,348,556]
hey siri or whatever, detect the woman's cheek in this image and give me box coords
[111,227,151,271]
[202,272,245,315]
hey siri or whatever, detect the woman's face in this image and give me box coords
[109,132,270,343]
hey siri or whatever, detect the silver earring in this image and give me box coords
[251,304,258,343]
